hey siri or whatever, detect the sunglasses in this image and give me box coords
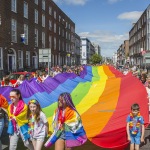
[132,109,139,111]
[9,96,17,99]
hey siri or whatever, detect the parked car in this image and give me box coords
[9,72,33,84]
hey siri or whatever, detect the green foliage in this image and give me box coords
[90,54,102,64]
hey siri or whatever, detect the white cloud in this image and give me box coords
[53,0,88,5]
[108,0,122,4]
[78,31,128,57]
[118,11,143,21]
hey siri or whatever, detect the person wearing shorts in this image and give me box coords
[126,103,145,150]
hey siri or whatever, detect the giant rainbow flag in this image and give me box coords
[0,65,149,149]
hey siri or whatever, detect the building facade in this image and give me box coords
[112,52,117,65]
[0,0,75,76]
[80,37,95,65]
[129,4,150,67]
[117,40,129,66]
[93,43,101,56]
[74,33,80,65]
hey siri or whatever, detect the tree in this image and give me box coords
[90,54,102,64]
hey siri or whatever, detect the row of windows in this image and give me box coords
[11,0,45,12]
[0,47,76,70]
[11,0,72,30]
[11,18,72,50]
[0,48,36,69]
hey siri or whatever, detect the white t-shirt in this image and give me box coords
[33,111,48,139]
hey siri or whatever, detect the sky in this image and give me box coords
[53,0,150,57]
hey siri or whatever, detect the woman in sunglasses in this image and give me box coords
[7,89,34,150]
[27,99,49,150]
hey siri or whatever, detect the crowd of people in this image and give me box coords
[0,65,84,87]
[0,64,150,150]
[0,90,87,150]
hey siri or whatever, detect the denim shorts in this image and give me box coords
[59,131,66,140]
[0,118,4,137]
[130,135,140,145]
[33,137,45,142]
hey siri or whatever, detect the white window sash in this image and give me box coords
[0,48,3,69]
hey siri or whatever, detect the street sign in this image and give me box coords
[39,48,51,75]
[39,48,51,63]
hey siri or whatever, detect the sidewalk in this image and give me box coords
[1,127,150,150]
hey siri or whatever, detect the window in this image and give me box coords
[42,32,45,48]
[49,6,52,15]
[35,0,38,5]
[49,35,52,48]
[54,23,56,33]
[35,29,38,47]
[59,27,60,35]
[62,29,64,37]
[59,40,60,51]
[54,37,56,50]
[68,23,70,29]
[62,41,64,51]
[18,50,23,68]
[11,19,17,42]
[59,15,61,22]
[0,15,1,25]
[11,0,17,12]
[54,11,56,19]
[66,31,68,39]
[49,20,52,30]
[42,0,45,10]
[0,48,3,69]
[24,2,28,18]
[26,51,30,67]
[24,24,28,45]
[42,14,45,27]
[35,9,38,24]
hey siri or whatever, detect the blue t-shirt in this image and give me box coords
[126,115,144,136]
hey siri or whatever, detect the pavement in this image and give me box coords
[1,126,150,150]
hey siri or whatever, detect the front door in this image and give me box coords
[8,55,16,72]
[32,56,38,69]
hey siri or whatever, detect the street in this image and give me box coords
[1,126,150,150]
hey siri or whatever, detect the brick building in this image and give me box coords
[129,4,150,66]
[0,0,75,77]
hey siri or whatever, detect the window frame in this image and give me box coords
[11,19,17,42]
[0,48,3,69]
[24,1,28,19]
[11,0,17,12]
[24,24,28,45]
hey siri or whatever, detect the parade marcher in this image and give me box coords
[7,89,34,150]
[27,99,49,150]
[14,74,25,87]
[53,67,61,77]
[44,92,87,150]
[126,103,145,150]
[42,71,49,82]
[140,73,147,86]
[146,80,150,121]
[36,72,44,83]
[0,94,8,150]
[1,77,13,87]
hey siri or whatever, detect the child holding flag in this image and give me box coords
[27,99,49,150]
[126,103,145,150]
